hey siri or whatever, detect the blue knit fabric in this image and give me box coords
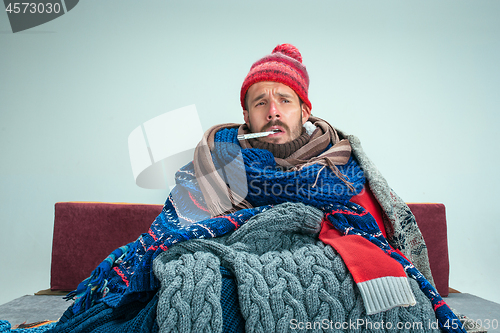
[47,294,159,333]
[50,268,244,333]
[219,267,245,333]
[0,321,56,333]
[325,202,466,333]
[211,128,364,209]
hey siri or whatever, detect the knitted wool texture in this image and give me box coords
[48,269,242,333]
[240,44,311,111]
[63,124,450,331]
[48,294,160,333]
[153,202,440,333]
[210,128,364,210]
[65,126,359,315]
[342,131,435,285]
[66,175,271,315]
[248,127,310,159]
[320,202,464,332]
[172,128,462,332]
[0,321,57,333]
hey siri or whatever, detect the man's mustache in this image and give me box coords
[262,120,290,133]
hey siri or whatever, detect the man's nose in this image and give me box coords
[267,100,280,120]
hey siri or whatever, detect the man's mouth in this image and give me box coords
[267,126,285,135]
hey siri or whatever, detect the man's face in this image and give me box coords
[243,81,311,144]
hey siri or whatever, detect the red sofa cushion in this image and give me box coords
[407,203,450,297]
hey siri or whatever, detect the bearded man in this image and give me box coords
[55,45,465,333]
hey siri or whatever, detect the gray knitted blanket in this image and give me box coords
[153,202,439,333]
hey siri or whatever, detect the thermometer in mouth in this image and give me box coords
[237,129,280,141]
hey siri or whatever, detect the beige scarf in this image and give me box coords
[193,116,353,217]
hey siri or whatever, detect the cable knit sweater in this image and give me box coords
[153,202,439,333]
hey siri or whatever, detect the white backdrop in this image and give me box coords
[1,0,499,306]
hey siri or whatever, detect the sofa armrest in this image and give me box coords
[50,202,163,291]
[407,203,450,297]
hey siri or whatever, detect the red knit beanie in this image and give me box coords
[240,43,312,111]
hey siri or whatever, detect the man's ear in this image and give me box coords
[301,104,312,124]
[243,109,249,125]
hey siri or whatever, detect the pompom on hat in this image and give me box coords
[240,43,312,111]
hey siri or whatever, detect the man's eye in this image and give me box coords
[282,99,290,103]
[256,101,265,107]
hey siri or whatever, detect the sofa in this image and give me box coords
[49,201,451,297]
[2,201,498,332]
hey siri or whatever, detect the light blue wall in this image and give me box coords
[1,0,499,306]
